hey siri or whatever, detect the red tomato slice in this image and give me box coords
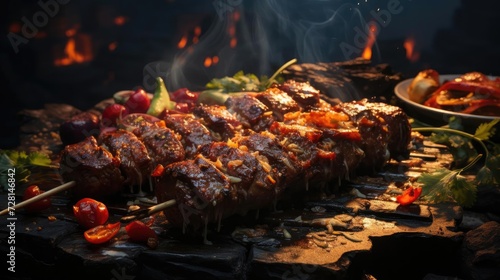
[73,198,109,229]
[125,220,157,243]
[23,185,51,212]
[396,186,422,206]
[84,222,121,244]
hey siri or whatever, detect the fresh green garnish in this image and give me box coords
[0,150,54,191]
[205,58,297,93]
[412,118,500,207]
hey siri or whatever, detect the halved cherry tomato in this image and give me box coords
[23,185,51,212]
[125,220,157,243]
[84,222,121,244]
[73,198,109,229]
[396,186,422,206]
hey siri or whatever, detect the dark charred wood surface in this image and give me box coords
[281,58,403,102]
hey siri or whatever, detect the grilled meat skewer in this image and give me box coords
[58,80,411,229]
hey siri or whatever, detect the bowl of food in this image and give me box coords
[394,70,500,129]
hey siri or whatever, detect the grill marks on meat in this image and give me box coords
[225,95,274,132]
[59,136,124,198]
[333,99,412,171]
[134,123,185,167]
[256,88,301,121]
[193,105,241,140]
[100,130,152,186]
[163,114,214,158]
[156,156,232,231]
[60,122,186,197]
[275,79,321,109]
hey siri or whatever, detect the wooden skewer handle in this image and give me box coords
[147,199,176,216]
[0,181,76,216]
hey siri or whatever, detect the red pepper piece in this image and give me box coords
[396,186,422,206]
[460,99,500,114]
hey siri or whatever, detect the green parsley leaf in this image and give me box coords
[474,119,499,141]
[419,168,477,207]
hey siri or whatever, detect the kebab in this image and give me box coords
[9,80,411,237]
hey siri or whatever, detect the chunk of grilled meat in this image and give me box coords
[334,99,412,166]
[225,94,274,132]
[163,113,214,158]
[256,87,301,121]
[134,122,186,167]
[274,79,321,109]
[155,155,233,231]
[193,104,241,140]
[59,136,124,198]
[100,130,152,186]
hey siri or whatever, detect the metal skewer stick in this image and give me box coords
[121,199,176,222]
[0,181,76,216]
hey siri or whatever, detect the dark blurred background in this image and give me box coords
[1,0,499,149]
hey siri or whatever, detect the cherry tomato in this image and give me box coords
[23,185,51,212]
[125,89,151,113]
[84,222,121,244]
[396,186,422,206]
[73,198,109,229]
[125,220,157,243]
[102,104,129,127]
[170,88,199,103]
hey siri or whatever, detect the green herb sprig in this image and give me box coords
[412,118,500,207]
[0,150,55,191]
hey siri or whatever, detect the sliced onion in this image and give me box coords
[118,113,161,131]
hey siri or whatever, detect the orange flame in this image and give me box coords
[404,37,420,62]
[54,32,93,66]
[177,34,188,49]
[204,57,212,67]
[361,22,377,60]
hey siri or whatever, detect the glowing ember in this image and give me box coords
[204,57,212,67]
[54,33,93,66]
[177,35,188,49]
[108,42,117,51]
[361,22,377,60]
[403,36,420,62]
[114,16,127,26]
[230,37,237,48]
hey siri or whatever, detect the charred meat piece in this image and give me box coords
[134,123,185,167]
[59,136,124,198]
[335,99,411,162]
[275,80,321,109]
[199,141,282,209]
[163,113,214,158]
[193,104,242,140]
[256,87,301,121]
[270,121,364,185]
[225,94,274,132]
[234,132,300,186]
[100,130,152,186]
[155,156,233,230]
